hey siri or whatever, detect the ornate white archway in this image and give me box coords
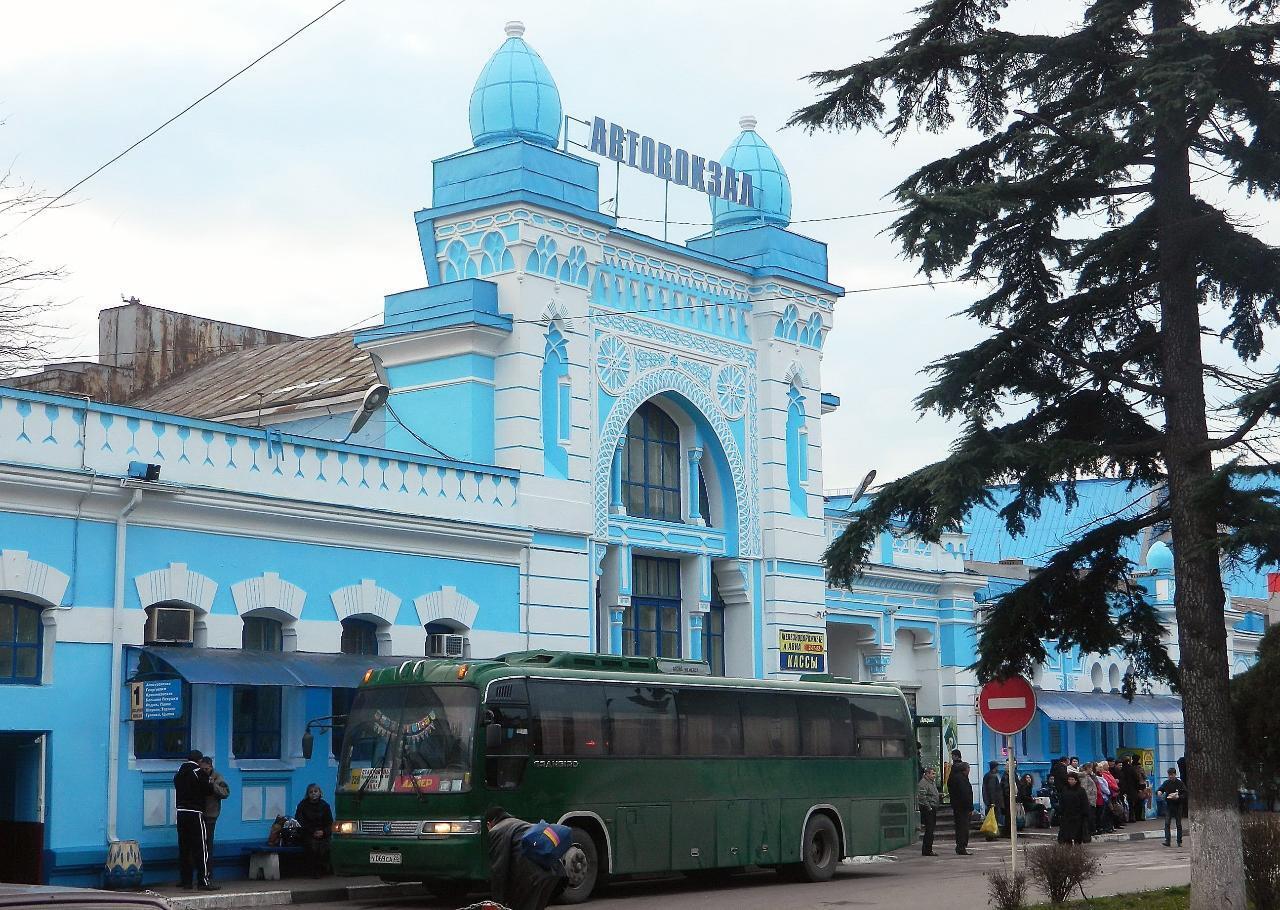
[330,579,401,626]
[231,572,307,621]
[415,586,479,631]
[594,368,758,557]
[135,562,217,613]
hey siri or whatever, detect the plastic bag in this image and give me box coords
[980,807,999,839]
[1015,804,1027,830]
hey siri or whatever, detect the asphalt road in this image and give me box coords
[276,836,1191,910]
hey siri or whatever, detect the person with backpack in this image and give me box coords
[485,807,569,910]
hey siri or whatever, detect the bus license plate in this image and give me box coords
[369,852,402,865]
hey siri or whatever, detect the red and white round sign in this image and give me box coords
[978,676,1037,735]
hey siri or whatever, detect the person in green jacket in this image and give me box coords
[917,767,941,856]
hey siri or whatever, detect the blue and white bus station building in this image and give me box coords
[0,22,1274,886]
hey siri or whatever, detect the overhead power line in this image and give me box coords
[4,0,354,236]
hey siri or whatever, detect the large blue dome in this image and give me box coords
[711,116,792,229]
[468,22,562,149]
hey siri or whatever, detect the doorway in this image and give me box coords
[0,732,46,884]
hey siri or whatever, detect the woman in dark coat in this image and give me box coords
[294,783,334,878]
[1057,771,1092,844]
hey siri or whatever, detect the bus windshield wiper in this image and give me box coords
[398,742,430,802]
[354,746,393,806]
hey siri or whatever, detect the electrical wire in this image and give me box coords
[384,399,454,462]
[3,0,354,236]
[614,207,904,227]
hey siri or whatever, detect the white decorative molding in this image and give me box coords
[0,549,70,607]
[134,562,217,613]
[415,586,480,631]
[331,579,401,626]
[230,572,307,621]
[783,360,807,388]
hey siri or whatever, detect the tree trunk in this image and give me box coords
[1151,2,1246,907]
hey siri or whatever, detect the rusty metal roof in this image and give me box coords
[128,331,377,420]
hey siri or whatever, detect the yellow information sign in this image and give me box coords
[778,629,826,673]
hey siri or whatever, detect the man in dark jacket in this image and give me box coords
[485,807,566,910]
[947,750,974,855]
[294,784,334,878]
[1158,767,1188,847]
[982,761,1005,830]
[1056,771,1091,844]
[173,750,217,890]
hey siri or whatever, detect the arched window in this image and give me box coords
[340,618,379,656]
[541,324,570,478]
[133,648,191,759]
[0,597,43,684]
[235,616,283,759]
[425,621,470,658]
[623,402,681,522]
[786,385,809,516]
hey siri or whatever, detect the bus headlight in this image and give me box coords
[333,820,356,835]
[420,820,481,838]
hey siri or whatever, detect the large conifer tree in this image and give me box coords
[792,2,1280,905]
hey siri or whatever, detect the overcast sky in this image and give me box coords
[2,1,1266,488]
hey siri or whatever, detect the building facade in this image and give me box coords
[0,22,841,885]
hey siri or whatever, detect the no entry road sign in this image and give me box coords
[978,676,1037,735]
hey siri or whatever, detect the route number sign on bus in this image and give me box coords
[778,629,826,673]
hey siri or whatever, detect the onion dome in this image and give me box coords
[468,21,562,149]
[711,115,792,230]
[1145,540,1174,571]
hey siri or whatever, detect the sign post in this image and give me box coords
[977,676,1037,877]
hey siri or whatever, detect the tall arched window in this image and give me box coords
[235,617,283,759]
[623,402,681,522]
[541,324,570,478]
[786,385,808,517]
[0,597,43,684]
[333,618,380,757]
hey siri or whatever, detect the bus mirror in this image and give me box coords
[302,729,315,761]
[486,723,502,750]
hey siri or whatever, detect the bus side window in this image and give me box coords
[741,692,800,757]
[529,681,606,756]
[605,685,678,757]
[798,696,855,756]
[849,694,911,758]
[484,703,530,790]
[677,689,743,756]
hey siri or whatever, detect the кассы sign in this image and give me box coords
[586,116,757,209]
[778,629,826,673]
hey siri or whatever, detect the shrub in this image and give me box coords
[987,865,1028,910]
[1025,843,1102,905]
[1244,815,1280,910]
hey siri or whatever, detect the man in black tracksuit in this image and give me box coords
[173,749,218,890]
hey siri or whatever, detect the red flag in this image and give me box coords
[1269,572,1280,595]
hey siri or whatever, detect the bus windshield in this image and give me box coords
[337,685,479,795]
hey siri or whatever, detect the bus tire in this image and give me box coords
[797,814,840,882]
[555,827,601,904]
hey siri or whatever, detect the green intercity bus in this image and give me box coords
[325,650,916,902]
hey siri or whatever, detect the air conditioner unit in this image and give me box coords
[427,633,466,658]
[146,606,195,645]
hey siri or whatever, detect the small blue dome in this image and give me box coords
[469,22,562,149]
[1145,541,1174,570]
[711,115,792,229]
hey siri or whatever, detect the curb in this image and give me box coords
[1017,829,1167,843]
[166,882,429,910]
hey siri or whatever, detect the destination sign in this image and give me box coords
[586,116,756,209]
[129,678,184,721]
[778,629,826,673]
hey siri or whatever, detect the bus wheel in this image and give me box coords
[556,827,600,904]
[797,814,840,882]
[426,880,471,903]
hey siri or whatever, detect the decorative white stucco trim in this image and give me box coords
[230,572,307,621]
[331,579,401,626]
[134,562,217,614]
[415,586,479,631]
[0,549,70,607]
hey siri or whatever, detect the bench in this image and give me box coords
[241,845,304,881]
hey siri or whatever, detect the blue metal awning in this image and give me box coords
[130,647,404,688]
[1034,688,1183,725]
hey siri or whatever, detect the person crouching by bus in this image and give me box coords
[485,807,566,910]
[294,784,334,878]
[917,768,941,856]
[173,750,217,890]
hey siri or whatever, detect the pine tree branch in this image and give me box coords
[993,322,1165,396]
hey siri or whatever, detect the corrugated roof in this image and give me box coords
[128,332,376,420]
[964,479,1156,566]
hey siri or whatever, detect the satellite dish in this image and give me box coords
[344,383,390,440]
[848,469,878,505]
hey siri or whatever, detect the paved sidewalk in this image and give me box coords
[151,876,428,910]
